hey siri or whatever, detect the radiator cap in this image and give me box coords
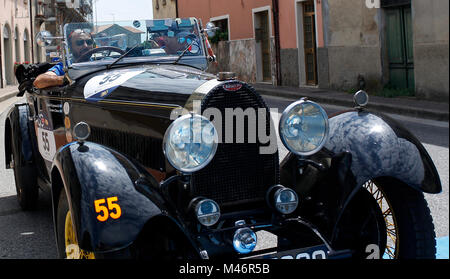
[217,72,236,81]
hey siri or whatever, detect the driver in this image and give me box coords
[68,29,95,62]
[33,29,94,89]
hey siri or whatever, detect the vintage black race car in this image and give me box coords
[6,17,441,259]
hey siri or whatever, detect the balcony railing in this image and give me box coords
[56,0,93,21]
[35,0,92,23]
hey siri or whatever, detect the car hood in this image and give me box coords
[70,64,218,108]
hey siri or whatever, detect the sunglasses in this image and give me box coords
[75,39,94,46]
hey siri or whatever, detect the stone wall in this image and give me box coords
[321,0,383,93]
[279,48,299,87]
[319,0,449,100]
[208,39,258,83]
[412,0,449,101]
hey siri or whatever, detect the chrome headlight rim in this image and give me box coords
[274,187,299,215]
[195,198,221,227]
[163,113,218,173]
[279,99,329,156]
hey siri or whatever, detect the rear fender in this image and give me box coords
[324,110,441,194]
[51,141,170,253]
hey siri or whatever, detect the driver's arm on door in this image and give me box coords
[33,62,65,89]
[33,72,65,89]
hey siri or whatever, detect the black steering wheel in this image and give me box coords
[74,46,126,63]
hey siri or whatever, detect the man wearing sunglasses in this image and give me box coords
[69,33,95,61]
[34,29,94,89]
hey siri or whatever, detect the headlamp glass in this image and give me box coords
[163,114,218,173]
[274,188,299,214]
[279,100,329,156]
[195,199,220,226]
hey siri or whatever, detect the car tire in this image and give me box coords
[373,178,437,259]
[56,190,69,258]
[56,190,95,259]
[334,178,436,259]
[10,130,38,210]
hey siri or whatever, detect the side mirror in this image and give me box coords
[204,22,219,37]
[35,31,63,47]
[35,31,54,47]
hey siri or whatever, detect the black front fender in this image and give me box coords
[52,141,169,253]
[324,110,441,193]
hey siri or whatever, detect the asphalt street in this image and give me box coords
[0,95,448,259]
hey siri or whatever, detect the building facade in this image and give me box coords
[178,0,278,84]
[175,0,448,101]
[0,0,33,87]
[153,0,177,19]
[92,24,144,46]
[315,0,448,100]
[0,0,93,88]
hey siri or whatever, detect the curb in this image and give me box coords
[0,91,18,103]
[255,87,449,122]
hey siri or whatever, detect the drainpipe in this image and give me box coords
[272,0,281,86]
[30,0,34,63]
[175,0,179,18]
[0,35,2,88]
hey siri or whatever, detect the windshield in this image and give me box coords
[63,18,207,69]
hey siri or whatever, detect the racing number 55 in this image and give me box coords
[94,197,122,222]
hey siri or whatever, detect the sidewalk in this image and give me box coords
[252,83,449,122]
[0,86,19,103]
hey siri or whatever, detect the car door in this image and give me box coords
[34,89,67,173]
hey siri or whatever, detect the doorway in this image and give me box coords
[384,4,414,90]
[3,24,14,85]
[302,0,317,85]
[24,29,31,63]
[296,0,318,86]
[254,8,272,82]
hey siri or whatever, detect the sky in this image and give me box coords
[93,0,154,23]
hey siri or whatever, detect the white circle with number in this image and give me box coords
[83,68,145,100]
[37,128,56,162]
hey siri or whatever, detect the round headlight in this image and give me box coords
[233,227,257,254]
[274,187,299,214]
[163,114,218,173]
[195,199,221,227]
[279,99,329,156]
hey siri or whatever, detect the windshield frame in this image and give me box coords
[63,17,208,71]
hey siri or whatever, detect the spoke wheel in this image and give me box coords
[336,178,436,259]
[363,180,398,259]
[64,211,95,259]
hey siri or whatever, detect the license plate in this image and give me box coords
[247,245,329,259]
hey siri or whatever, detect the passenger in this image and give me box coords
[33,29,94,89]
[156,31,194,55]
